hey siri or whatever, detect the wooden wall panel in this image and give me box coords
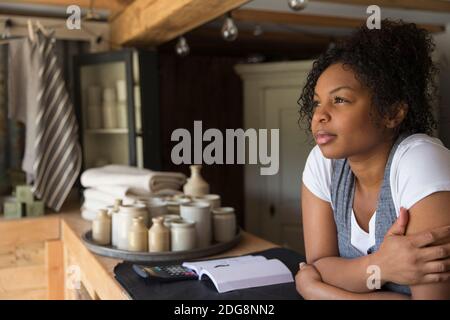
[158,54,245,226]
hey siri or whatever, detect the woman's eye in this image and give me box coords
[333,96,348,104]
[312,101,320,108]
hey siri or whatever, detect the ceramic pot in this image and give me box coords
[87,86,101,106]
[171,220,196,251]
[116,204,148,250]
[92,209,111,245]
[102,104,117,128]
[212,207,236,243]
[147,198,168,219]
[116,80,127,102]
[148,216,170,252]
[163,214,183,228]
[183,165,209,197]
[110,198,123,247]
[166,198,190,215]
[87,105,102,129]
[180,201,211,248]
[193,194,221,209]
[117,102,127,128]
[128,216,148,252]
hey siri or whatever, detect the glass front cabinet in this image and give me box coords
[73,49,161,171]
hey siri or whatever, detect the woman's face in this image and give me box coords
[311,62,390,159]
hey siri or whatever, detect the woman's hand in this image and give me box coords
[375,207,450,286]
[295,262,322,299]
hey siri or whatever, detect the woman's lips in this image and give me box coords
[314,132,337,145]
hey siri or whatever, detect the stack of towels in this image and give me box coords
[80,165,186,220]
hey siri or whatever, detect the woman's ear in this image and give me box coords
[384,102,408,129]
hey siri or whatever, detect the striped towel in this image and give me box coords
[8,31,81,211]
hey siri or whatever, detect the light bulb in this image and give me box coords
[253,25,263,37]
[288,0,309,11]
[175,36,190,56]
[221,16,238,41]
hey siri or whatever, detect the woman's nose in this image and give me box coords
[312,104,331,123]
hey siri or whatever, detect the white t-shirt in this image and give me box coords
[302,134,450,255]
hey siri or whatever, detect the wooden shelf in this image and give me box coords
[85,129,129,134]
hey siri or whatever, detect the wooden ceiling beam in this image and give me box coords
[314,0,450,13]
[232,9,445,33]
[110,0,251,46]
[11,0,129,12]
[10,0,134,19]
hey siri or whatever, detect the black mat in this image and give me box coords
[114,247,306,300]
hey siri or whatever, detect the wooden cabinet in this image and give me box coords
[0,204,278,300]
[73,49,161,171]
[0,216,60,299]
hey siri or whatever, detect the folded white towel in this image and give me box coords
[80,165,186,193]
[83,188,136,205]
[81,206,98,221]
[93,185,183,200]
[82,198,113,212]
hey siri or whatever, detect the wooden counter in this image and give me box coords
[0,202,278,300]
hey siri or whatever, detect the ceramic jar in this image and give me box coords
[180,201,212,248]
[212,207,237,243]
[147,198,168,219]
[116,80,126,102]
[128,216,148,252]
[92,209,111,245]
[148,216,170,252]
[102,104,117,128]
[183,165,209,197]
[193,194,221,209]
[87,105,102,129]
[117,101,127,128]
[110,199,123,247]
[170,220,196,251]
[163,214,183,228]
[116,204,148,250]
[166,198,191,215]
[87,86,101,106]
[102,88,117,129]
[173,194,192,202]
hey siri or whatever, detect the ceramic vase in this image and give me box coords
[170,220,196,251]
[92,209,111,245]
[183,165,209,197]
[148,216,170,252]
[128,216,148,252]
[116,204,148,250]
[180,201,212,248]
[212,207,236,243]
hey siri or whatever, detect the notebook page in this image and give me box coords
[198,259,294,293]
[182,255,267,276]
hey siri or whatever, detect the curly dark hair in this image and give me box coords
[298,19,438,137]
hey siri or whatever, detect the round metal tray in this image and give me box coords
[81,228,242,263]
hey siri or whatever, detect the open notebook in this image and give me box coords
[182,255,294,293]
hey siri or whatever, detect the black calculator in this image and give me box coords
[132,264,198,282]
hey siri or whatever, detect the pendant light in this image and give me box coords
[288,0,309,11]
[221,12,238,41]
[175,36,190,56]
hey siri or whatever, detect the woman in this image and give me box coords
[296,20,450,299]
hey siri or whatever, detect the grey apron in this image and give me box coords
[330,133,411,295]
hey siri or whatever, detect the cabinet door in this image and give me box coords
[264,87,311,254]
[236,60,314,255]
[73,50,137,170]
[133,50,161,170]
